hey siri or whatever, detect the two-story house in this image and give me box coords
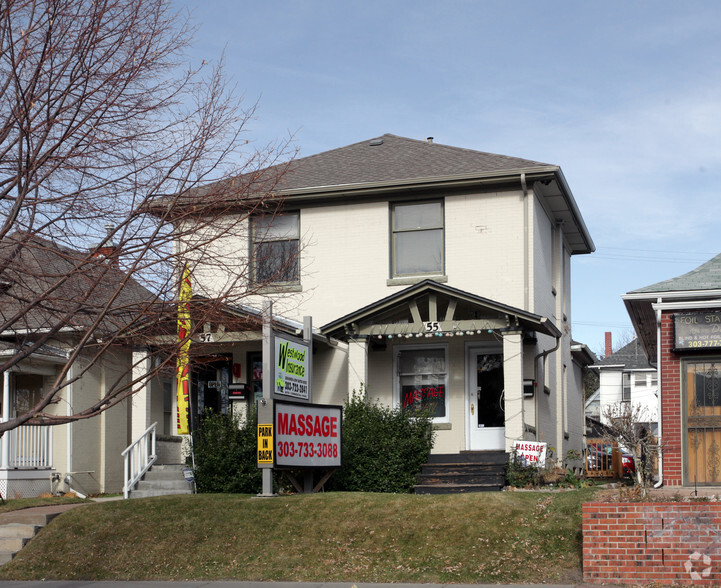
[148,134,595,470]
[592,338,659,435]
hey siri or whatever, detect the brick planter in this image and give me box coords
[583,502,721,585]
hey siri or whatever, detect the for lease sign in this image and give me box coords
[275,401,342,468]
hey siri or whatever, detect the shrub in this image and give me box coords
[504,450,541,488]
[192,409,261,494]
[328,396,435,493]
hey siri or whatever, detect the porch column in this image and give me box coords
[1,370,9,468]
[347,338,369,401]
[130,349,153,442]
[503,329,524,452]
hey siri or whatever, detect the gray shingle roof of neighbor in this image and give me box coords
[629,252,721,293]
[0,232,155,334]
[596,338,654,370]
[272,133,553,191]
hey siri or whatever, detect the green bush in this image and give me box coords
[504,450,541,488]
[192,409,261,494]
[328,396,435,493]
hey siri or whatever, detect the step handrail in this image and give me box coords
[122,422,157,499]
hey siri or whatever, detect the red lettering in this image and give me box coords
[297,414,307,436]
[313,415,322,437]
[330,416,338,438]
[278,412,288,435]
[288,413,297,436]
[322,416,330,437]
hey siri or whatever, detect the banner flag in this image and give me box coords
[176,263,192,434]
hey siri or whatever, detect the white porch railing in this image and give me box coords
[1,425,53,469]
[122,422,157,499]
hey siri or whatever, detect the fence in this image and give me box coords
[585,438,621,478]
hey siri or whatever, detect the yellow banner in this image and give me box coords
[176,264,192,434]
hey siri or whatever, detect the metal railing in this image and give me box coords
[2,425,53,469]
[122,422,157,499]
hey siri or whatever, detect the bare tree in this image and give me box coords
[602,402,661,497]
[0,0,294,434]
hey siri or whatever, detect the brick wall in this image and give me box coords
[583,501,721,585]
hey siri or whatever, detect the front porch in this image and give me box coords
[0,425,54,499]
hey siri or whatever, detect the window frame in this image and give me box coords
[250,212,300,287]
[390,200,445,278]
[622,372,632,402]
[393,343,450,423]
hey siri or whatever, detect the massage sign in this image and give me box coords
[274,401,342,468]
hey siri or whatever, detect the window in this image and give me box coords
[396,346,448,420]
[634,373,647,387]
[391,201,444,277]
[622,373,631,402]
[14,374,44,417]
[251,213,299,284]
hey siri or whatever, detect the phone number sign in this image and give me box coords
[274,401,342,468]
[274,335,311,401]
[674,311,721,350]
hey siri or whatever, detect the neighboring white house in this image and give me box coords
[0,232,172,499]
[152,133,596,461]
[591,338,659,436]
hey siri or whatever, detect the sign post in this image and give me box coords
[258,299,275,497]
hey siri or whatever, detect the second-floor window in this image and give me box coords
[391,201,444,277]
[622,372,631,402]
[251,213,300,285]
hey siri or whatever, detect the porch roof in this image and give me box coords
[320,280,562,340]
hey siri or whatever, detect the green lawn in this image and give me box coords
[0,489,597,583]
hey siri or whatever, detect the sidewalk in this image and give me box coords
[0,583,626,588]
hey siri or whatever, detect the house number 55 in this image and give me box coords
[423,321,441,332]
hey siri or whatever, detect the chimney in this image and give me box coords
[605,332,613,358]
[92,223,119,266]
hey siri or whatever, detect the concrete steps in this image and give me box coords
[129,464,194,499]
[0,507,72,565]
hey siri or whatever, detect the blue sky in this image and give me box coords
[181,1,721,356]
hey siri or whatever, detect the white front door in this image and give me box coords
[467,347,505,450]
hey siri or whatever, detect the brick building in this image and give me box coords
[624,253,721,487]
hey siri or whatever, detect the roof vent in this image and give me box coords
[369,139,384,146]
[427,137,434,144]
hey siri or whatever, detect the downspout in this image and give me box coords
[654,299,663,488]
[534,334,561,435]
[521,173,530,311]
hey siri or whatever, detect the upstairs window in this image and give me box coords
[622,372,631,402]
[391,201,444,277]
[251,213,300,285]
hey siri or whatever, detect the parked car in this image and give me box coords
[586,443,635,476]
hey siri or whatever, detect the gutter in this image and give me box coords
[654,298,663,488]
[534,334,562,434]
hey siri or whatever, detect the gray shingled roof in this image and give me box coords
[596,338,654,369]
[629,253,721,294]
[271,133,553,191]
[0,232,155,335]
